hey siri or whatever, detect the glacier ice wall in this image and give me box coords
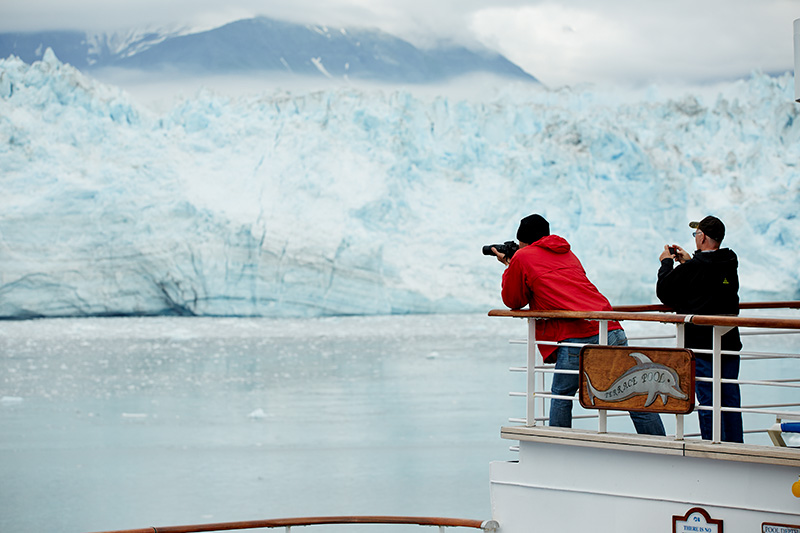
[1,49,798,318]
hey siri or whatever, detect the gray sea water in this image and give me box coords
[0,314,522,533]
[2,313,798,533]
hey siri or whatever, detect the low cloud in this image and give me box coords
[470,1,795,86]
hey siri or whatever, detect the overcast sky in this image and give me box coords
[2,0,798,87]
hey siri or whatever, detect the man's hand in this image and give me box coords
[491,246,509,266]
[659,244,690,264]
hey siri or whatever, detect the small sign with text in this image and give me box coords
[673,507,722,533]
[763,523,800,533]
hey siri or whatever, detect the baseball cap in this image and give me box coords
[689,215,725,242]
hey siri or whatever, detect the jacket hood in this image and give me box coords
[692,248,738,266]
[532,234,571,254]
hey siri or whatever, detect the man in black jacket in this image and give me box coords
[656,215,743,442]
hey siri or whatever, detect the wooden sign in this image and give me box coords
[579,345,695,414]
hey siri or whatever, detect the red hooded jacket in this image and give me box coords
[501,234,622,362]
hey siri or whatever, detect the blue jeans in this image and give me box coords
[549,329,666,436]
[695,354,743,443]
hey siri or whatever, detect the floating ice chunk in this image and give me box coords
[248,408,267,419]
[1,396,23,404]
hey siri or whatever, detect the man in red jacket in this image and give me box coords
[494,214,665,435]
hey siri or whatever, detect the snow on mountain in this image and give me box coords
[0,50,798,318]
[0,17,537,84]
[85,24,198,63]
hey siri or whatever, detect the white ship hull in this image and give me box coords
[491,427,800,532]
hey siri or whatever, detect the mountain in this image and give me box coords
[0,17,537,84]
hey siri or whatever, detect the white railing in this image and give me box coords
[490,302,800,445]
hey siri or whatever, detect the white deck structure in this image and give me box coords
[489,304,800,533]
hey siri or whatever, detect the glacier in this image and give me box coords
[0,49,798,318]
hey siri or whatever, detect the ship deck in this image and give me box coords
[501,425,800,467]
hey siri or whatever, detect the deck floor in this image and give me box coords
[500,425,800,467]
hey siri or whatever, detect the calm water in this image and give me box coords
[2,313,797,533]
[0,314,521,533]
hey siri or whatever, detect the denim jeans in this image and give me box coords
[695,354,743,443]
[549,329,666,436]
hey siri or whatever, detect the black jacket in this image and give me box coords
[656,248,742,352]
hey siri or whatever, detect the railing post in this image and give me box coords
[712,325,733,443]
[675,324,686,440]
[598,320,609,433]
[598,320,608,345]
[527,318,538,427]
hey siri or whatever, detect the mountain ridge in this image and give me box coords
[0,17,538,84]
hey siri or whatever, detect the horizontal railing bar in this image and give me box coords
[524,391,800,413]
[527,356,800,370]
[623,330,798,339]
[532,345,790,359]
[526,412,636,422]
[526,395,800,411]
[735,379,800,388]
[741,329,800,336]
[489,308,800,330]
[694,315,800,329]
[532,340,589,347]
[693,377,800,388]
[519,403,800,420]
[87,516,495,533]
[741,353,800,360]
[743,403,800,409]
[543,393,576,401]
[664,405,800,419]
[511,343,798,360]
[613,301,800,313]
[489,309,688,324]
[529,374,800,389]
[671,348,755,356]
[707,406,800,417]
[528,347,799,360]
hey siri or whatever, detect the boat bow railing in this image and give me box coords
[489,301,800,444]
[87,516,500,533]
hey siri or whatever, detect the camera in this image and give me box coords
[482,241,519,260]
[668,246,677,256]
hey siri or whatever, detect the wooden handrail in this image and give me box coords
[488,301,800,330]
[488,309,688,324]
[87,516,498,533]
[613,301,800,313]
